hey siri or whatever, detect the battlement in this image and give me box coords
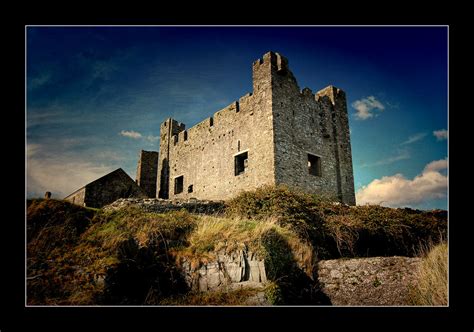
[316,85,346,105]
[252,51,289,72]
[168,96,256,148]
[160,118,186,135]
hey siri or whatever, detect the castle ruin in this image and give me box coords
[64,51,356,207]
[140,51,356,205]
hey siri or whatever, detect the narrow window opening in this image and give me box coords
[174,176,184,194]
[235,152,248,176]
[188,184,193,193]
[308,154,322,176]
[209,117,214,127]
[184,131,188,141]
[237,140,241,152]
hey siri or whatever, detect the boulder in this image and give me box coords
[317,256,421,305]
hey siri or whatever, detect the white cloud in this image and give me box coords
[27,143,116,198]
[360,150,410,168]
[352,96,385,120]
[424,158,448,173]
[401,132,427,145]
[356,158,448,208]
[433,129,448,141]
[120,130,142,139]
[146,135,159,143]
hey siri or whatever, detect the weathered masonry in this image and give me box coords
[152,51,355,204]
[64,168,147,208]
[136,150,159,198]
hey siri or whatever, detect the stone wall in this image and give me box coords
[156,53,277,201]
[103,197,225,214]
[271,53,355,205]
[65,168,147,208]
[136,150,159,198]
[64,187,86,207]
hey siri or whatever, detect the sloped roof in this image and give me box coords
[63,168,137,199]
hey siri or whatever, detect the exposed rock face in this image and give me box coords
[180,250,267,293]
[103,198,225,214]
[317,256,421,305]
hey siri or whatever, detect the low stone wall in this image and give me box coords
[317,256,421,305]
[103,198,226,214]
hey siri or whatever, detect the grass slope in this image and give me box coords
[27,186,447,305]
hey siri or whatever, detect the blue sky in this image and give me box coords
[26,26,448,209]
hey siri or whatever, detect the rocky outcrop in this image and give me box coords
[103,198,225,214]
[180,250,267,292]
[317,256,421,305]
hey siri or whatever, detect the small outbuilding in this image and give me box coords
[64,168,147,208]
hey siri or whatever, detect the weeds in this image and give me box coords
[27,186,447,305]
[409,242,448,305]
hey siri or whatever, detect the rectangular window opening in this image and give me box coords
[188,184,193,193]
[235,151,248,176]
[308,154,321,176]
[174,176,184,194]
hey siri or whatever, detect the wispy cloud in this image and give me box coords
[424,158,448,173]
[28,71,52,90]
[360,149,410,168]
[146,135,159,143]
[352,96,385,120]
[433,129,448,141]
[27,142,118,198]
[120,130,160,145]
[401,132,427,145]
[120,130,143,139]
[27,104,98,129]
[91,60,119,81]
[356,158,448,208]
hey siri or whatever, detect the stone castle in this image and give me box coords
[65,51,355,207]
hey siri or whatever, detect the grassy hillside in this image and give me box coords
[226,186,446,258]
[27,186,447,305]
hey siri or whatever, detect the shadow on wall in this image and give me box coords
[159,158,170,199]
[261,228,331,305]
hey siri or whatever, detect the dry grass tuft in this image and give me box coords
[172,215,315,277]
[409,242,448,305]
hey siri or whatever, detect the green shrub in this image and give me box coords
[226,185,447,258]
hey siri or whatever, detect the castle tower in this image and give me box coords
[136,150,159,198]
[270,51,356,205]
[154,51,356,205]
[156,118,186,199]
[316,86,356,205]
